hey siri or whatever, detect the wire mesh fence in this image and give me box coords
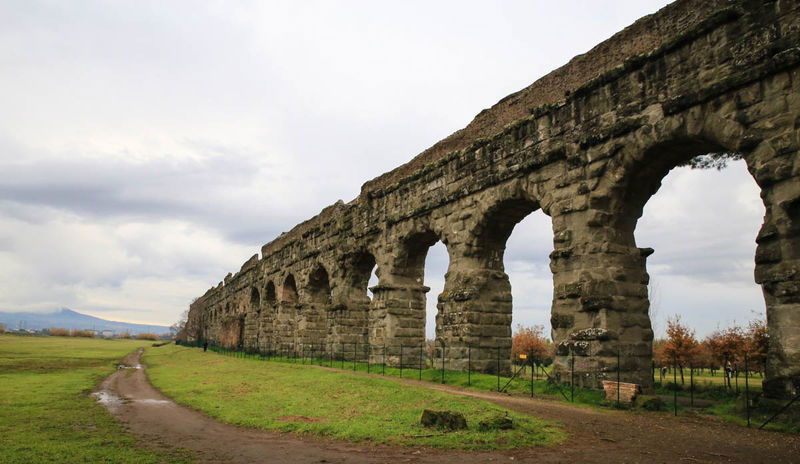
[177,338,798,430]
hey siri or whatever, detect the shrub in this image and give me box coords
[49,328,70,337]
[0,323,5,333]
[71,329,96,338]
[136,333,158,341]
[639,396,667,412]
[118,332,132,339]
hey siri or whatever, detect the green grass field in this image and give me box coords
[192,345,800,433]
[0,334,194,464]
[206,347,607,407]
[145,345,566,449]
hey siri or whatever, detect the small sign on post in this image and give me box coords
[519,354,527,359]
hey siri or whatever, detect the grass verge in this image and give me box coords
[144,345,566,449]
[0,334,195,464]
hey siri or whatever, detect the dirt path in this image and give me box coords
[96,351,799,464]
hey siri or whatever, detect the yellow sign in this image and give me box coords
[519,354,527,359]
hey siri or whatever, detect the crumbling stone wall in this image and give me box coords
[186,0,800,398]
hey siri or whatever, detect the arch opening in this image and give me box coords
[474,198,540,270]
[635,155,765,352]
[264,281,277,306]
[424,242,448,340]
[391,229,449,351]
[615,139,770,390]
[250,286,260,311]
[343,251,377,302]
[307,265,332,305]
[282,274,298,304]
[453,196,551,374]
[397,230,440,284]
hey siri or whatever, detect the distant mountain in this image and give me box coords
[0,308,171,334]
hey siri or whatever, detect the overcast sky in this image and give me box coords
[0,0,765,338]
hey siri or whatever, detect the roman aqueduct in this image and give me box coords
[186,0,800,397]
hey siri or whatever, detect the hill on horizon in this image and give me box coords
[0,308,171,334]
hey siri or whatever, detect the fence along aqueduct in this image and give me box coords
[186,0,800,397]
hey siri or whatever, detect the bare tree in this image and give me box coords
[170,309,189,338]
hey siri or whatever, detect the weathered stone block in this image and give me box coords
[420,410,467,430]
[602,381,642,404]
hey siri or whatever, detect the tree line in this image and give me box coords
[509,315,768,386]
[653,315,767,386]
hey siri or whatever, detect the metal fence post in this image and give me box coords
[418,343,423,381]
[367,343,371,374]
[745,353,750,427]
[652,361,655,386]
[570,349,575,403]
[496,348,500,392]
[690,364,694,408]
[382,343,386,375]
[530,358,534,398]
[616,348,621,408]
[440,341,445,384]
[400,344,403,378]
[673,353,678,416]
[353,341,357,371]
[467,345,471,386]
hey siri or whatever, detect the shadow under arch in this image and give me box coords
[394,229,442,286]
[307,264,332,305]
[281,274,298,304]
[341,250,377,304]
[249,286,260,311]
[264,280,277,307]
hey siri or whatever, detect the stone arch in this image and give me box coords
[469,198,543,269]
[568,100,796,391]
[281,274,298,304]
[340,250,378,303]
[264,280,277,306]
[366,226,449,364]
[616,139,748,237]
[607,106,755,230]
[393,229,442,285]
[250,286,260,311]
[437,187,546,373]
[306,264,332,305]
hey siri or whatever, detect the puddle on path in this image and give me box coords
[91,390,126,412]
[117,364,142,370]
[134,399,172,405]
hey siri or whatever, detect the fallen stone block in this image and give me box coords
[602,381,642,404]
[478,413,513,431]
[420,409,468,430]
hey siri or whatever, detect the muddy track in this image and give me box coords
[95,350,799,463]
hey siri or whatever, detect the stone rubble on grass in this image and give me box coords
[420,409,467,430]
[602,381,641,404]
